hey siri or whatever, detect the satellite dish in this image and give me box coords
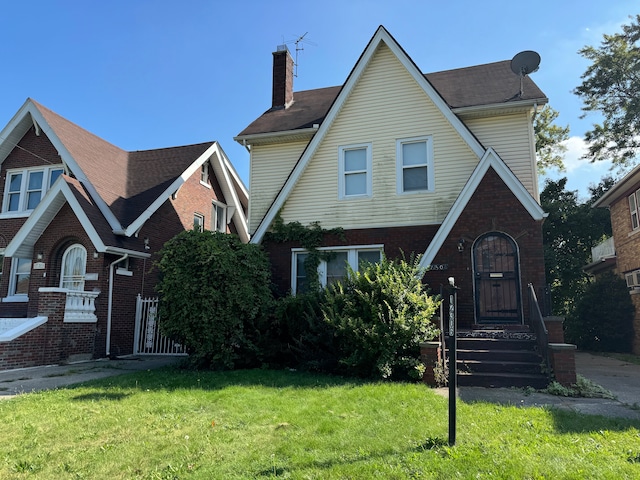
[510,50,541,76]
[510,50,541,98]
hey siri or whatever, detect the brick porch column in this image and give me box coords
[544,316,565,343]
[548,343,577,386]
[420,341,442,386]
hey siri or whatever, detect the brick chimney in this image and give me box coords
[272,45,294,109]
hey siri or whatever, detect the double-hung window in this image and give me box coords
[339,143,372,199]
[7,257,31,299]
[629,189,640,230]
[200,163,210,186]
[396,136,433,194]
[2,165,64,214]
[212,201,227,233]
[292,246,383,293]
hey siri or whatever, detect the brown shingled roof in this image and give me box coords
[237,61,546,138]
[30,100,216,229]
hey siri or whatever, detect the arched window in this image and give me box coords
[60,244,87,291]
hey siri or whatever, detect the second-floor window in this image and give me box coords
[396,136,433,194]
[629,190,640,230]
[212,201,227,233]
[338,143,372,199]
[193,213,205,232]
[2,165,64,214]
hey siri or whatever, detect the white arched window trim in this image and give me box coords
[60,244,87,291]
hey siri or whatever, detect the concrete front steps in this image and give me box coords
[451,328,550,389]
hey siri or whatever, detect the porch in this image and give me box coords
[0,288,99,371]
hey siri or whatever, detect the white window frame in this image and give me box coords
[396,135,434,194]
[629,189,640,231]
[200,162,210,187]
[60,244,87,291]
[338,143,372,199]
[5,257,31,301]
[212,200,227,233]
[193,212,205,232]
[1,165,64,216]
[0,247,4,278]
[291,245,383,294]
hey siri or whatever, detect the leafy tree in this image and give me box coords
[574,15,640,166]
[156,230,274,369]
[565,271,635,352]
[534,105,570,174]
[542,177,612,315]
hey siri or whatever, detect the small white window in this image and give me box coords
[212,201,227,233]
[193,213,205,232]
[2,166,64,214]
[60,244,87,291]
[396,136,433,194]
[292,246,382,293]
[0,247,4,277]
[338,143,372,199]
[200,163,210,185]
[630,190,640,230]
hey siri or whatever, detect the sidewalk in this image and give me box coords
[0,355,183,399]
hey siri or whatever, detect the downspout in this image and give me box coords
[106,254,129,358]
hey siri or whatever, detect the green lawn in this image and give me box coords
[0,368,638,479]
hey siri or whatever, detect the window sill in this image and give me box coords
[200,181,212,188]
[2,295,29,303]
[0,211,30,219]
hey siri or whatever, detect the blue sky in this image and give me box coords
[0,1,634,200]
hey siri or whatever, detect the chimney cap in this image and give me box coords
[276,44,288,52]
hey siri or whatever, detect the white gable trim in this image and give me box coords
[4,179,107,258]
[250,26,485,244]
[418,148,546,269]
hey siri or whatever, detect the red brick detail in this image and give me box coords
[272,49,294,108]
[544,316,565,343]
[548,344,577,386]
[420,341,442,386]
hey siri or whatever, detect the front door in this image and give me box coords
[473,233,522,324]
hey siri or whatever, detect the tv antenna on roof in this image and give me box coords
[510,50,540,98]
[284,32,317,77]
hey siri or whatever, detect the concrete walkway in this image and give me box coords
[0,355,183,399]
[0,352,639,421]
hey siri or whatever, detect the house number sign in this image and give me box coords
[427,264,449,270]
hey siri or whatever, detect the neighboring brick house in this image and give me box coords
[0,99,248,369]
[590,166,640,354]
[235,26,548,330]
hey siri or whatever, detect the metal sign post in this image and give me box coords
[447,277,458,446]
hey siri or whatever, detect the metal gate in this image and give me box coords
[134,295,187,355]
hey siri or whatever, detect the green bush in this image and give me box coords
[565,271,635,352]
[156,230,274,369]
[321,256,440,380]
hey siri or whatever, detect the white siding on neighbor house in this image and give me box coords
[280,43,479,230]
[464,112,538,200]
[249,140,308,233]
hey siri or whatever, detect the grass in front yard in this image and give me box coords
[0,368,639,479]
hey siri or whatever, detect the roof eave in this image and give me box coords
[234,127,319,146]
[452,97,548,117]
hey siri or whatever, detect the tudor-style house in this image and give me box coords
[589,166,640,354]
[0,99,248,370]
[236,26,576,387]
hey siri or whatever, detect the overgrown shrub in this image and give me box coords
[565,271,635,352]
[156,230,274,369]
[321,256,440,380]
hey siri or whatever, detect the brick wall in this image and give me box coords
[263,166,546,329]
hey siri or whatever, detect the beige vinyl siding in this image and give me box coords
[249,140,307,233]
[464,113,538,199]
[281,43,479,229]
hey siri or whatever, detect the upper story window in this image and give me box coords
[629,189,640,230]
[292,246,383,294]
[193,213,205,232]
[60,244,87,291]
[396,136,434,194]
[2,165,64,214]
[338,143,372,199]
[200,163,210,186]
[212,201,227,233]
